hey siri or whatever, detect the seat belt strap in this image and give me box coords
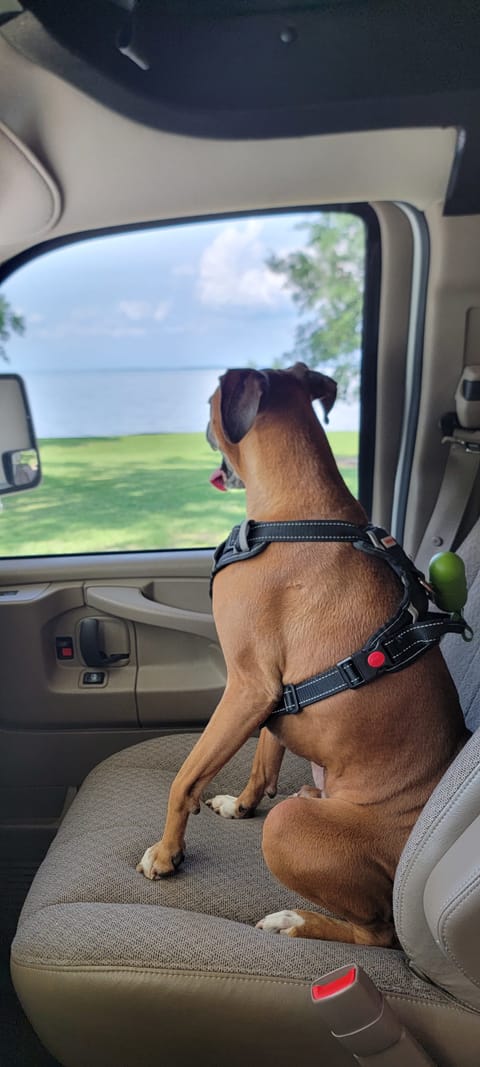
[416,365,480,575]
[415,439,480,575]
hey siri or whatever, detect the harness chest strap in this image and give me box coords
[210,520,468,724]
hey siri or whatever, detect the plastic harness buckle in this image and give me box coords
[235,519,252,553]
[282,683,301,714]
[336,657,367,689]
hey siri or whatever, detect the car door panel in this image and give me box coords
[0,551,225,834]
[0,552,224,728]
[85,584,216,639]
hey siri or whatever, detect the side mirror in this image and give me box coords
[0,374,41,496]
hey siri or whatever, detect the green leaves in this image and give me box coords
[267,214,365,399]
[0,294,25,362]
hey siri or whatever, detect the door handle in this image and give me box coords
[79,617,129,668]
[85,585,217,640]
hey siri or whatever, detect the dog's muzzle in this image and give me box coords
[206,420,245,491]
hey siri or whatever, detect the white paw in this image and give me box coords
[205,794,239,818]
[136,845,156,879]
[255,909,305,935]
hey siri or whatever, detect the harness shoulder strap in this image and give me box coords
[266,613,466,724]
[209,517,470,726]
[210,518,371,589]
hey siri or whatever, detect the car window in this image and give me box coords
[0,210,366,556]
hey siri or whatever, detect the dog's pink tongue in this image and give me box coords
[209,467,227,491]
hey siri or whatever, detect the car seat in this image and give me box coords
[10,518,480,1067]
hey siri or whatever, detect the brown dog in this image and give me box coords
[137,363,467,947]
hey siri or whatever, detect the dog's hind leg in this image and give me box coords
[256,908,394,947]
[257,795,399,948]
[207,729,285,819]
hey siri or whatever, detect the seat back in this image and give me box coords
[393,518,480,1009]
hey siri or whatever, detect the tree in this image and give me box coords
[267,213,365,398]
[0,294,25,362]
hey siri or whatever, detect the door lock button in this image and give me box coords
[56,636,74,660]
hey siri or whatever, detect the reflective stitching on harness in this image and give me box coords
[385,621,449,662]
[304,680,345,700]
[385,646,436,671]
[248,520,357,528]
[385,619,447,646]
[295,668,338,693]
[248,534,361,542]
[277,677,346,711]
[388,639,439,661]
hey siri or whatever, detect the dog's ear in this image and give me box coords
[290,362,337,423]
[219,369,269,444]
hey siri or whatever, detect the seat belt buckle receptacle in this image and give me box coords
[311,964,436,1065]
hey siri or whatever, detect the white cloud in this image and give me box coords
[172,263,195,277]
[30,300,172,338]
[117,300,152,321]
[197,220,289,310]
[153,301,170,321]
[71,307,99,321]
[117,299,171,322]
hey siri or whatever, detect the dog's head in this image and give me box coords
[207,362,337,490]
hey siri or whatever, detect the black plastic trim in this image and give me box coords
[462,379,480,401]
[357,205,381,517]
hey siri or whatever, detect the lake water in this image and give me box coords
[22,368,358,438]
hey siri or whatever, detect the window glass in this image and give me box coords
[0,211,365,556]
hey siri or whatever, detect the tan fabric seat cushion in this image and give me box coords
[13,735,480,1067]
[14,734,456,993]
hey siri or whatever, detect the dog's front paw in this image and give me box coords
[136,842,185,879]
[205,794,246,819]
[256,910,306,936]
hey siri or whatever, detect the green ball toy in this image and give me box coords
[429,551,468,614]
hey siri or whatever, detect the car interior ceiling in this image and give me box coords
[1,2,480,1066]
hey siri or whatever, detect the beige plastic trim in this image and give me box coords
[403,206,480,555]
[0,550,213,584]
[0,119,61,245]
[0,570,222,732]
[85,584,217,640]
[0,36,458,263]
[423,814,480,1009]
[370,203,414,528]
[0,583,49,601]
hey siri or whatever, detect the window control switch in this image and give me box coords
[82,671,106,686]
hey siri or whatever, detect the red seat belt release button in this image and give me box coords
[311,964,436,1065]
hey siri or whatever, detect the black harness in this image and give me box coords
[210,519,468,726]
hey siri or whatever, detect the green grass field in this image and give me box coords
[0,431,358,556]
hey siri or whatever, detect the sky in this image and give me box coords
[2,211,360,433]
